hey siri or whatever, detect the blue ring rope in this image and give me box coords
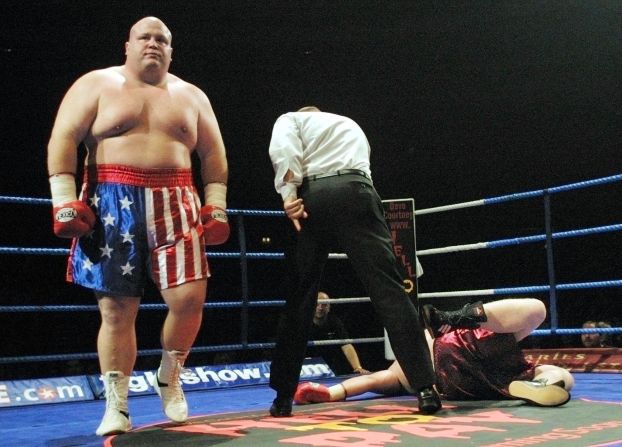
[0,301,287,313]
[0,247,288,258]
[0,247,355,260]
[0,195,286,217]
[4,223,621,258]
[0,338,386,364]
[494,280,622,295]
[417,223,622,255]
[532,328,622,336]
[2,329,620,364]
[418,279,622,299]
[3,171,621,211]
[415,173,622,215]
[4,279,622,312]
[484,173,622,205]
[0,297,368,313]
[487,223,622,248]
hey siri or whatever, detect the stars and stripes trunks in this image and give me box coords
[67,164,208,295]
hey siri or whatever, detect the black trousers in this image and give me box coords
[269,174,435,399]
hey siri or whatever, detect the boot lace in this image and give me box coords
[106,375,127,413]
[167,361,187,403]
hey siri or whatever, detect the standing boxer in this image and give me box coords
[46,17,229,436]
[267,106,441,417]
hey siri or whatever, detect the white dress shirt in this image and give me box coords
[269,111,373,200]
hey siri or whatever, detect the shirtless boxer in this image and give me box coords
[46,17,229,436]
[295,298,574,408]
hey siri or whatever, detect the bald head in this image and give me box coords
[129,16,172,43]
[314,291,332,321]
[124,16,173,83]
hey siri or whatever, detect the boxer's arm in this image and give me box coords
[195,87,229,245]
[195,86,228,187]
[47,71,100,177]
[47,72,100,238]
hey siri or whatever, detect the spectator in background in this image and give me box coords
[581,321,614,348]
[308,292,370,376]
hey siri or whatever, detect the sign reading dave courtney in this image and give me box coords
[382,198,418,296]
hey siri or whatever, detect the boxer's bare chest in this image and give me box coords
[91,83,197,145]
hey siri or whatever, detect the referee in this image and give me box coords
[267,106,441,417]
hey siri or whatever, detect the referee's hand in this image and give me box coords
[283,196,308,232]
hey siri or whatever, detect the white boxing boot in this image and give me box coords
[95,371,132,436]
[153,350,189,422]
[508,379,570,407]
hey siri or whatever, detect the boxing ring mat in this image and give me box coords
[0,374,620,446]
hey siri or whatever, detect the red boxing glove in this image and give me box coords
[200,205,230,245]
[294,382,331,405]
[53,201,96,238]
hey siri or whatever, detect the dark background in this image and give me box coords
[1,0,621,378]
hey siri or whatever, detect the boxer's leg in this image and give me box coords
[95,294,140,436]
[154,279,207,422]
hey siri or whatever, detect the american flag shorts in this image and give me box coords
[67,164,209,295]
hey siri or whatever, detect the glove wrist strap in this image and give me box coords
[49,174,78,206]
[204,182,227,210]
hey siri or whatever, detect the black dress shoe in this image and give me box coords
[269,397,292,417]
[417,387,442,414]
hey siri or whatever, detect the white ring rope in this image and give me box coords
[417,223,622,256]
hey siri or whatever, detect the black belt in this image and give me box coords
[304,169,370,182]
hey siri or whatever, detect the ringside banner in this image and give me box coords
[0,375,94,407]
[0,358,334,407]
[89,357,334,399]
[524,348,622,373]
